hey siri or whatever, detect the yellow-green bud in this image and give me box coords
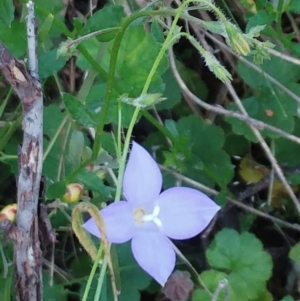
[61,183,84,203]
[95,169,106,181]
[0,203,17,222]
[225,23,251,56]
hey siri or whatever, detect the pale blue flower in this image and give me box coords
[83,142,220,286]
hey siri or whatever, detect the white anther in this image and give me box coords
[142,205,162,227]
[153,217,163,228]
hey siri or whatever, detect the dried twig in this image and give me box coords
[225,83,300,215]
[0,2,44,301]
[168,46,300,224]
[268,48,300,66]
[167,50,300,145]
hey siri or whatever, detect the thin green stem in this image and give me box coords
[0,88,12,118]
[43,116,68,161]
[67,27,120,49]
[92,9,171,160]
[81,245,103,301]
[93,259,108,301]
[37,6,177,182]
[114,1,189,202]
[142,111,175,143]
[275,0,284,37]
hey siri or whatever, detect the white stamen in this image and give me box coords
[142,204,162,227]
[142,214,154,222]
[153,217,163,228]
[152,205,160,217]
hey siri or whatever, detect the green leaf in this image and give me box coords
[0,20,26,57]
[224,133,249,156]
[46,181,66,199]
[0,268,13,301]
[43,105,73,182]
[68,130,85,168]
[0,0,14,27]
[39,49,68,79]
[74,169,111,198]
[252,290,273,301]
[164,119,179,138]
[38,13,54,43]
[206,229,273,300]
[177,61,208,101]
[115,26,168,95]
[237,56,300,88]
[83,5,125,41]
[287,0,300,13]
[246,10,276,34]
[192,270,229,301]
[156,68,181,110]
[76,38,102,71]
[226,86,297,142]
[43,272,68,301]
[289,242,300,263]
[151,21,164,44]
[35,0,65,14]
[176,116,234,187]
[275,118,300,166]
[63,93,96,127]
[86,83,135,128]
[279,296,295,301]
[271,0,291,12]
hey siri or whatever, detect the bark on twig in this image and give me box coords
[0,2,43,301]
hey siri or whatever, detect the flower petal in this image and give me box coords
[82,201,136,243]
[123,142,162,206]
[157,187,220,240]
[131,230,175,286]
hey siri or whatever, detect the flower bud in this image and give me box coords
[0,203,17,222]
[95,169,106,181]
[224,23,251,56]
[85,164,94,172]
[204,52,232,82]
[61,183,84,203]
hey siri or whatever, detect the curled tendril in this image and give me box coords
[72,202,119,299]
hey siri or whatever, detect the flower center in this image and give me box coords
[133,205,163,228]
[142,205,163,228]
[134,208,146,224]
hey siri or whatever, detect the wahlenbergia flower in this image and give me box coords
[83,142,220,286]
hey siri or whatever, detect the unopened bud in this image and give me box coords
[85,164,94,172]
[225,23,251,56]
[61,183,84,203]
[204,52,232,82]
[95,169,106,181]
[0,203,17,222]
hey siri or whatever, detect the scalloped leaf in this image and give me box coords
[192,270,229,301]
[206,229,273,300]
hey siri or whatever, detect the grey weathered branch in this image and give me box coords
[0,2,43,301]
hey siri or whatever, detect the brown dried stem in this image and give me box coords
[0,2,44,301]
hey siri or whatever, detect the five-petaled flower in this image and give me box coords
[83,142,220,286]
